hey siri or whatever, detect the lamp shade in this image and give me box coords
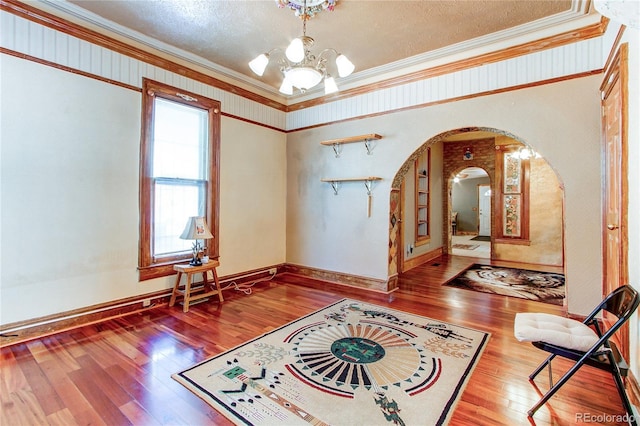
[285,38,305,63]
[336,54,355,77]
[180,216,214,240]
[324,75,338,94]
[279,77,294,95]
[249,54,269,76]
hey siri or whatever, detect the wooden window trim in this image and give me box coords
[138,78,221,281]
[494,145,530,243]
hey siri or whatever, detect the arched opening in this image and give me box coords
[388,127,565,286]
[451,167,491,258]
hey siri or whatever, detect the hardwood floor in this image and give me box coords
[1,255,633,425]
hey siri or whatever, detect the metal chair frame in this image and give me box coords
[526,285,639,424]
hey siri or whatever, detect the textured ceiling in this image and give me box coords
[55,0,585,98]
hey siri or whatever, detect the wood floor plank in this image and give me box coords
[119,400,162,426]
[46,407,77,426]
[68,354,133,425]
[10,344,65,416]
[0,255,634,425]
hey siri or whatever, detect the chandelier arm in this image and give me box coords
[316,48,339,60]
[264,48,294,68]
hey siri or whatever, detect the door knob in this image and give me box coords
[607,224,619,230]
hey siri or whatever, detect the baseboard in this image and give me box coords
[282,264,392,293]
[0,289,172,348]
[0,264,283,348]
[402,247,443,272]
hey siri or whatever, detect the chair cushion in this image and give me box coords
[514,312,599,352]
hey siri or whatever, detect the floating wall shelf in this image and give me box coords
[320,133,383,157]
[321,177,382,217]
[321,177,383,195]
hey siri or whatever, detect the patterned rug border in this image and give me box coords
[173,298,491,426]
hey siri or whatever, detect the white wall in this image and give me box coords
[287,75,603,315]
[219,117,287,275]
[0,55,287,325]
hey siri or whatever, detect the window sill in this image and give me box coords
[415,237,431,247]
[138,262,180,281]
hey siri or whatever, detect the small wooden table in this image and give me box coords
[169,260,224,312]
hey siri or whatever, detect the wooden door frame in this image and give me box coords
[600,43,629,360]
[398,181,405,274]
[477,183,491,236]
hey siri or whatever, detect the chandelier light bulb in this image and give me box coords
[336,54,354,77]
[279,78,294,95]
[324,75,338,94]
[285,38,305,63]
[249,54,269,76]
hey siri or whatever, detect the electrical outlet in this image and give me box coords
[268,268,277,275]
[142,299,152,307]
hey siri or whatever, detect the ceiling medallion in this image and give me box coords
[276,0,338,20]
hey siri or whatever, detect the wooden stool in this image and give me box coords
[169,260,224,312]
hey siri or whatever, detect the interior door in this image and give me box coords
[478,184,491,236]
[601,44,629,360]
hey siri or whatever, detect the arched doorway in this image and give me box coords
[388,127,565,280]
[451,167,491,258]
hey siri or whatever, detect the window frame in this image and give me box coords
[494,145,530,245]
[138,78,220,281]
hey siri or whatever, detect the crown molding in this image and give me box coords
[35,0,286,103]
[1,0,605,114]
[0,0,289,111]
[286,17,607,112]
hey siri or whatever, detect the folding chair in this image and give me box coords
[514,285,639,424]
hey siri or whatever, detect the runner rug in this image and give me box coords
[446,264,565,306]
[173,298,490,426]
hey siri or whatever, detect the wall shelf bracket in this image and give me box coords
[331,143,342,158]
[363,138,375,155]
[327,180,341,195]
[364,179,374,195]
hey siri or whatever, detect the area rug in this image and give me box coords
[446,264,565,306]
[173,298,490,425]
[452,244,479,250]
[470,235,491,242]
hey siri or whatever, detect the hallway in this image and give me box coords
[452,234,490,258]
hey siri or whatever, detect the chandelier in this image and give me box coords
[249,0,354,95]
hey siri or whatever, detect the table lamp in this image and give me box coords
[179,216,214,266]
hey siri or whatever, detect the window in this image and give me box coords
[415,148,430,244]
[139,79,220,280]
[495,146,530,244]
